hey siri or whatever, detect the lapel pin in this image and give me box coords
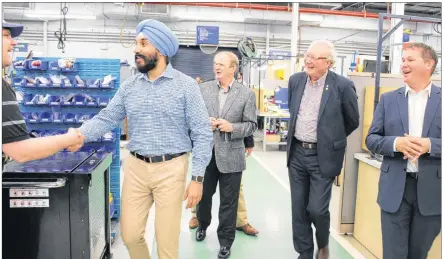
[325,85,329,91]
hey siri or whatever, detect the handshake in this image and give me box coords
[65,128,85,152]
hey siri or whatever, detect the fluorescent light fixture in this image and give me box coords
[300,13,323,23]
[25,13,96,20]
[320,22,377,31]
[172,11,244,22]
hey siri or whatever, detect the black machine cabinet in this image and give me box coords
[2,151,113,259]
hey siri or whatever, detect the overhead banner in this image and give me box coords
[196,26,219,45]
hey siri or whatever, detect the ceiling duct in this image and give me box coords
[139,4,170,17]
[3,2,33,9]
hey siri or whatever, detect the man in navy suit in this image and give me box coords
[287,40,359,259]
[366,43,441,259]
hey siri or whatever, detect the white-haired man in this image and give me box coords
[286,40,359,259]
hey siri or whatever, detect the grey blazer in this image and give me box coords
[200,80,257,173]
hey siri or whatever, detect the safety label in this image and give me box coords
[10,199,49,208]
[10,188,49,197]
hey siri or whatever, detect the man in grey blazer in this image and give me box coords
[366,43,441,259]
[196,51,257,258]
[287,40,359,259]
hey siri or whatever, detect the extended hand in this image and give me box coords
[183,180,203,209]
[215,119,233,132]
[66,128,84,152]
[245,147,253,157]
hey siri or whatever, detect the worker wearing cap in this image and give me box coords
[2,20,84,167]
[68,19,213,259]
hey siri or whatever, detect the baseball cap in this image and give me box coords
[2,20,24,38]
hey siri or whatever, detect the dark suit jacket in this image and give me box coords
[366,85,442,216]
[286,70,359,177]
[244,135,254,148]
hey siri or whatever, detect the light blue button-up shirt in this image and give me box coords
[79,64,213,177]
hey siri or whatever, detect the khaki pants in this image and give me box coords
[192,182,248,228]
[121,154,189,259]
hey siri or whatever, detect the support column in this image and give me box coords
[290,3,299,74]
[43,21,48,57]
[265,24,270,56]
[389,3,405,74]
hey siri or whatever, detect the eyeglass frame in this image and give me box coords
[304,53,330,62]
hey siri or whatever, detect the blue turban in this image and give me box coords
[136,19,179,57]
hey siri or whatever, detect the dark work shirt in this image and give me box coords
[2,79,29,166]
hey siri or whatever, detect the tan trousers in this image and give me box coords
[121,154,189,259]
[192,181,248,228]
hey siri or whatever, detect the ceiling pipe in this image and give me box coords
[151,2,379,18]
[149,2,437,23]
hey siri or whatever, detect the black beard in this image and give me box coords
[135,54,158,74]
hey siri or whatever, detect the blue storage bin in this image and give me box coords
[53,112,63,124]
[86,79,101,88]
[23,94,35,105]
[23,78,36,88]
[33,95,49,106]
[73,95,87,106]
[49,76,63,88]
[61,78,76,88]
[28,112,40,123]
[49,96,61,106]
[76,113,91,123]
[48,61,61,71]
[13,62,26,70]
[39,112,53,123]
[63,113,76,123]
[102,131,116,142]
[97,97,110,107]
[86,98,98,107]
[73,77,86,88]
[40,130,55,137]
[101,80,115,89]
[36,77,51,88]
[61,62,79,72]
[12,77,24,87]
[60,95,73,106]
[25,60,49,70]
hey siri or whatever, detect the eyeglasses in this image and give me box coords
[304,53,328,61]
[213,62,235,68]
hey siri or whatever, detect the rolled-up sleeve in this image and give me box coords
[184,81,213,177]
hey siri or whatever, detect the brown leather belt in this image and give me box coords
[130,151,186,163]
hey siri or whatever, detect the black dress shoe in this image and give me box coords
[195,227,206,242]
[218,246,231,258]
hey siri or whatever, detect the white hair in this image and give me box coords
[309,40,337,68]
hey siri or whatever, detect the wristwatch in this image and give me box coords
[191,175,204,183]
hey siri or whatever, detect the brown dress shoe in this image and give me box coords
[316,246,329,259]
[236,223,259,236]
[189,216,199,229]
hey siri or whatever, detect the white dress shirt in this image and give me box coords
[393,83,431,172]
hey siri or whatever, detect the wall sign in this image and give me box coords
[14,43,28,53]
[196,26,219,45]
[269,49,292,60]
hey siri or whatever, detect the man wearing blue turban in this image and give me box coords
[70,19,213,259]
